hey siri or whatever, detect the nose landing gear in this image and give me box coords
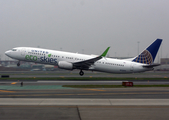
[79,70,84,76]
[17,61,20,66]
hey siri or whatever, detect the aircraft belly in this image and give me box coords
[94,64,130,74]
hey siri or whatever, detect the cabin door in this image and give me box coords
[130,63,134,71]
[21,48,26,56]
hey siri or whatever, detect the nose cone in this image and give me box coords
[5,50,11,57]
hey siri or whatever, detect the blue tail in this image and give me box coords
[132,39,162,64]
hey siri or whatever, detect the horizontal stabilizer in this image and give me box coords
[143,63,161,68]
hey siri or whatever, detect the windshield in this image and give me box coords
[12,49,17,51]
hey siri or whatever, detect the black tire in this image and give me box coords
[79,70,84,76]
[17,63,20,66]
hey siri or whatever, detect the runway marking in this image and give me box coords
[84,89,106,91]
[11,82,17,85]
[0,90,15,93]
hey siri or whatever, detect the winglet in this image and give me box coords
[101,47,110,57]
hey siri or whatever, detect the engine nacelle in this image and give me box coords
[58,61,73,70]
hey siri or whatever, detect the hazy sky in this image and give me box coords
[0,0,169,61]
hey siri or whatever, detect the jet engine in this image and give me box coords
[58,61,73,70]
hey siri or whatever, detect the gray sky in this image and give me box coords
[0,0,169,61]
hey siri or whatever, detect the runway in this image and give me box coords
[1,105,169,120]
[1,70,169,78]
[0,87,169,99]
[38,80,169,85]
[0,71,169,120]
[1,80,169,85]
[0,87,169,120]
[0,98,169,105]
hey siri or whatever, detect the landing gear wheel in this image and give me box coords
[17,62,20,66]
[79,70,84,76]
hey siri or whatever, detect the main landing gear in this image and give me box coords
[79,70,84,76]
[17,61,20,66]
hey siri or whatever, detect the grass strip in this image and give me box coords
[62,85,169,88]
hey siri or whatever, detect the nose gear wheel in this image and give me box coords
[79,70,84,76]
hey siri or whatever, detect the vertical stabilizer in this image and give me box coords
[132,39,162,64]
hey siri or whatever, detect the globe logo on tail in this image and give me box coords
[133,50,153,64]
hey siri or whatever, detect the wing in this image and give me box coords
[73,47,110,70]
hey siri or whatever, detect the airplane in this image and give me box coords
[5,39,162,76]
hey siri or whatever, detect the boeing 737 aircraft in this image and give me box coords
[5,39,162,76]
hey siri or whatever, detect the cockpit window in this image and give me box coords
[12,49,17,51]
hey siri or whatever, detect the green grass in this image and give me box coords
[62,85,169,88]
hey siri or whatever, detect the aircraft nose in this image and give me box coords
[5,50,11,57]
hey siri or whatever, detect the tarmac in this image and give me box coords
[0,98,169,105]
[0,87,169,120]
[0,71,169,120]
[1,98,169,120]
[1,105,169,120]
[1,70,169,78]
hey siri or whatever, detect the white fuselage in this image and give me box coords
[5,47,152,73]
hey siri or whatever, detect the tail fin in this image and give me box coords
[132,39,162,64]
